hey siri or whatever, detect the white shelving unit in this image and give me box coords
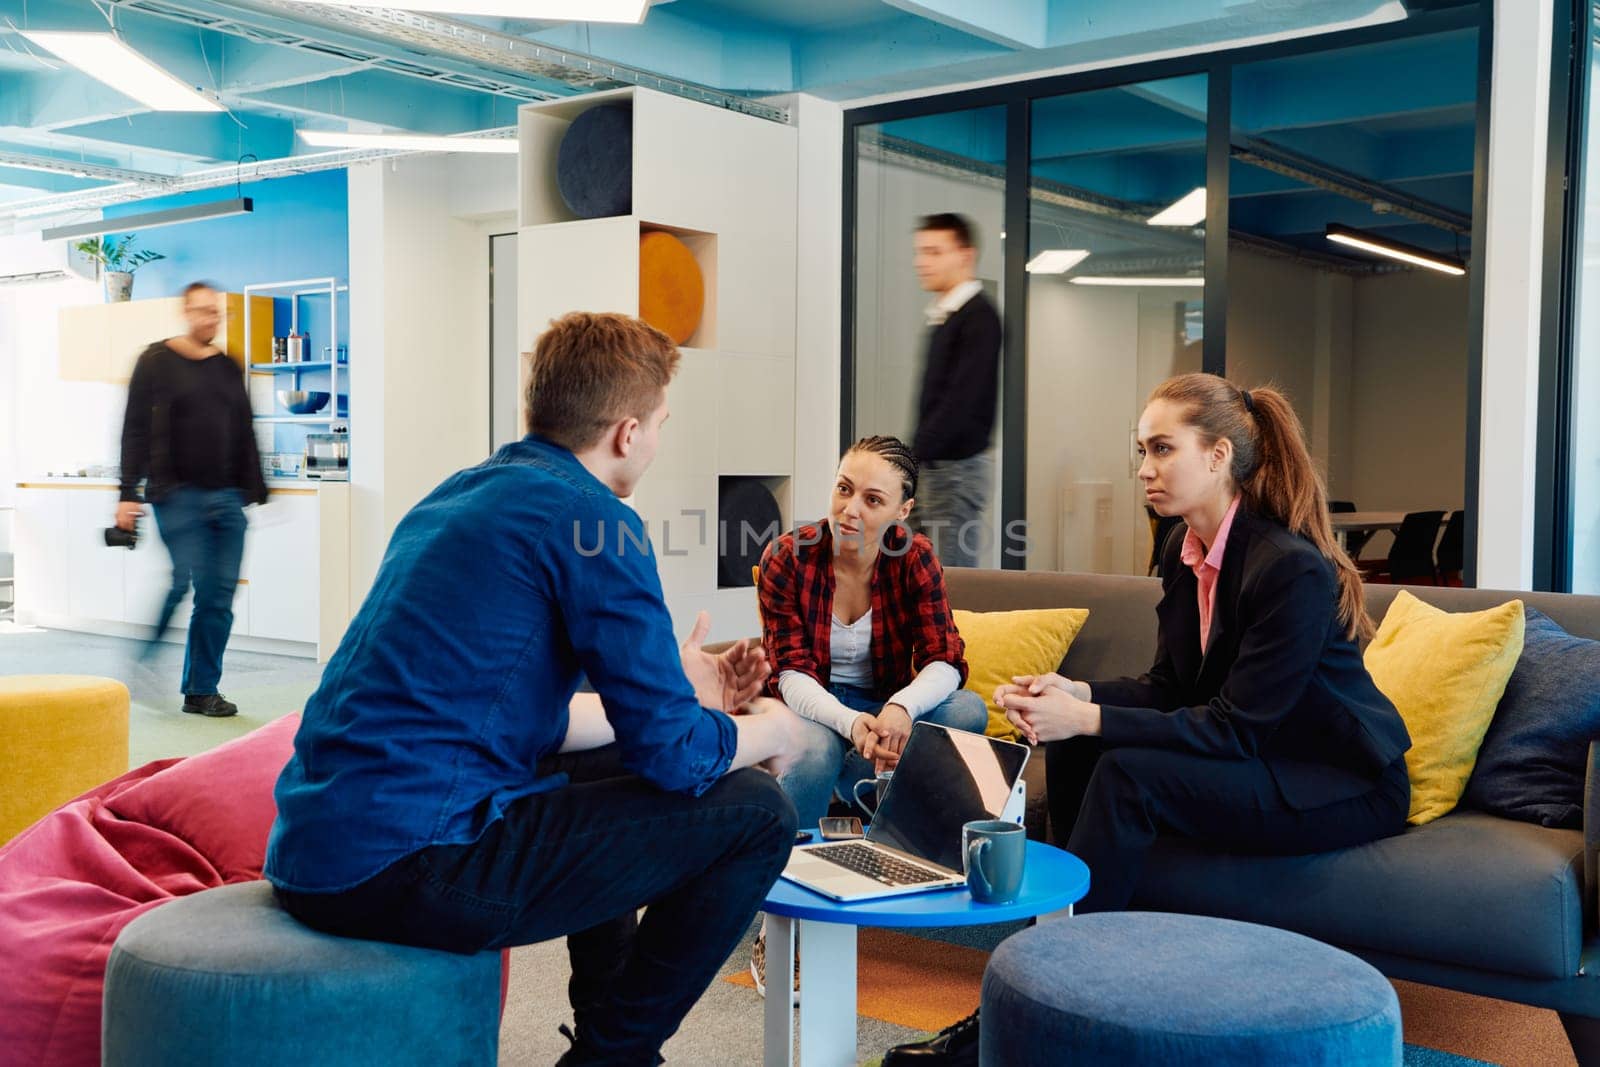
[517,87,798,642]
[244,276,349,425]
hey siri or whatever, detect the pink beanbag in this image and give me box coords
[0,714,300,1067]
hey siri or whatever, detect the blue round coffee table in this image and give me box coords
[761,838,1089,1067]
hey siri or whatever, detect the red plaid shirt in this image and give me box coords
[758,520,968,701]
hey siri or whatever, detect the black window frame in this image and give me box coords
[841,3,1493,575]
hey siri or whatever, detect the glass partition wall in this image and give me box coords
[845,7,1487,581]
[853,107,1008,567]
[1025,75,1206,575]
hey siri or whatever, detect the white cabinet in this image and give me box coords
[64,489,125,623]
[13,488,69,620]
[243,493,320,642]
[124,508,176,629]
[13,482,345,656]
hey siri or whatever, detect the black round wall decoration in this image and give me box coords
[557,104,633,219]
[718,478,781,588]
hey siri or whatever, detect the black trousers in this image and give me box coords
[1046,737,1409,913]
[278,747,796,1065]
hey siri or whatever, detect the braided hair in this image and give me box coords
[845,435,919,502]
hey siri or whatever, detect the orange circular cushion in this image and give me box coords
[638,231,704,345]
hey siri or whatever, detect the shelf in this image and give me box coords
[249,361,345,376]
[254,415,344,424]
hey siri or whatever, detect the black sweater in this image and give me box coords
[912,290,1002,462]
[118,342,268,506]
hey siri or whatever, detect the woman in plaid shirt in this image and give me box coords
[747,436,988,995]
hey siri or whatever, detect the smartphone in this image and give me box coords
[818,816,864,841]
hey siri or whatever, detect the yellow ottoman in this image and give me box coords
[0,675,129,844]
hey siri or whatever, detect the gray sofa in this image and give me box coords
[943,568,1600,1063]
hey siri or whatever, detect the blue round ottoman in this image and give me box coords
[981,913,1401,1066]
[102,881,503,1066]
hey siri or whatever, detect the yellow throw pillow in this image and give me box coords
[1363,590,1525,825]
[952,608,1090,740]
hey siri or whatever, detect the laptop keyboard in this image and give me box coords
[810,843,949,886]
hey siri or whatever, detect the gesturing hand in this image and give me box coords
[680,611,771,713]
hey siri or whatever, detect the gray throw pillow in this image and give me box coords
[1462,606,1600,828]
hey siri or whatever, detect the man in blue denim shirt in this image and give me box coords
[267,312,805,1065]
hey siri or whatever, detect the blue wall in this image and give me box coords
[103,169,350,455]
[102,168,348,296]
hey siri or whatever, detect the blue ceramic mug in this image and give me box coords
[963,819,1026,904]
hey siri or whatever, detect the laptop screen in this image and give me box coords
[867,722,1029,872]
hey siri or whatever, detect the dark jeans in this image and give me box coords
[1046,737,1409,913]
[150,486,247,696]
[277,748,797,1066]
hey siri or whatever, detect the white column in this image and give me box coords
[793,94,845,516]
[1477,0,1554,589]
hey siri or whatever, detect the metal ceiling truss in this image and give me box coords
[1231,136,1471,235]
[0,152,173,187]
[0,142,450,226]
[105,0,561,102]
[104,0,790,122]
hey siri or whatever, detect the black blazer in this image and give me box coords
[912,291,1001,462]
[1091,509,1411,809]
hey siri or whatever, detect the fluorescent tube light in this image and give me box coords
[1324,224,1466,276]
[298,130,518,154]
[293,0,650,22]
[20,32,222,112]
[1147,187,1206,227]
[1069,276,1204,287]
[1025,249,1091,274]
[40,197,253,241]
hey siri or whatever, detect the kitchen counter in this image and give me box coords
[17,476,340,492]
[12,480,350,660]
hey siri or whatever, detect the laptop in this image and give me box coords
[780,721,1031,903]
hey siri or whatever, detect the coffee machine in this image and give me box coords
[304,428,349,481]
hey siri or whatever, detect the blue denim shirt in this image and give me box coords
[265,436,736,893]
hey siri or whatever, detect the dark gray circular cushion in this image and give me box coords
[719,478,781,588]
[557,103,632,219]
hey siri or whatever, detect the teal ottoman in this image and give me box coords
[102,881,502,1066]
[981,912,1401,1066]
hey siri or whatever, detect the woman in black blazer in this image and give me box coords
[882,374,1413,1066]
[1000,373,1412,913]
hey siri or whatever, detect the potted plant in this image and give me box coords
[73,235,165,302]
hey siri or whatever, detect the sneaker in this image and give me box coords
[882,1008,980,1065]
[750,928,799,1001]
[182,693,238,717]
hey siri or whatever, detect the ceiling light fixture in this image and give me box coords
[1069,276,1204,287]
[20,32,222,112]
[297,130,519,154]
[1025,249,1091,274]
[40,197,254,241]
[293,0,650,22]
[1324,223,1466,276]
[1147,187,1206,227]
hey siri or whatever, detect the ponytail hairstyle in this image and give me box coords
[1150,373,1373,642]
[844,434,919,503]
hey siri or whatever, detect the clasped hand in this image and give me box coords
[993,672,1100,745]
[851,703,912,773]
